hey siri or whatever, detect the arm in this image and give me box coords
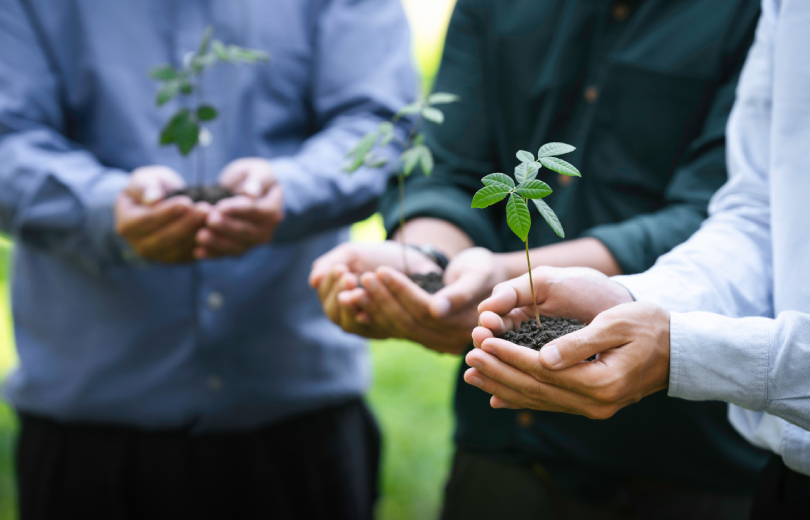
[270,0,416,243]
[0,1,133,271]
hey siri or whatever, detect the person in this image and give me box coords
[0,1,415,518]
[467,0,810,517]
[311,0,771,518]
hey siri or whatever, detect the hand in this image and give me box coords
[309,241,440,338]
[476,266,634,333]
[115,166,210,263]
[195,157,284,259]
[465,302,671,419]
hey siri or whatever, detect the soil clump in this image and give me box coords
[409,272,444,294]
[166,186,234,205]
[502,316,584,351]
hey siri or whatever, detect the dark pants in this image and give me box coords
[749,454,810,520]
[441,448,753,520]
[16,399,380,520]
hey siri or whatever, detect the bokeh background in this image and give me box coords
[0,1,458,518]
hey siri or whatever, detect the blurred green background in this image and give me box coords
[0,1,459,518]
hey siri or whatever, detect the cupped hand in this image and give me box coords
[465,302,671,419]
[309,241,441,336]
[475,266,634,340]
[115,166,210,263]
[195,158,284,259]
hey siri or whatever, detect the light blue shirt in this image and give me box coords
[617,0,810,475]
[0,0,415,431]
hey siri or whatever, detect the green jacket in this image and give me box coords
[381,0,767,499]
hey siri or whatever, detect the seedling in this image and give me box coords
[472,143,580,326]
[149,26,269,201]
[344,92,460,273]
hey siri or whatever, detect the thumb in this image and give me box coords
[538,311,622,370]
[429,270,488,318]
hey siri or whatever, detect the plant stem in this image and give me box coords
[398,173,410,275]
[525,239,542,329]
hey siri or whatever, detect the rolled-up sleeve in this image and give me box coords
[271,0,416,243]
[0,0,133,271]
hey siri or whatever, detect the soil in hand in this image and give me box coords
[409,272,444,295]
[502,316,584,351]
[166,186,234,205]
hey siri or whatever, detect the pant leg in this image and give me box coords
[749,454,810,520]
[441,447,754,520]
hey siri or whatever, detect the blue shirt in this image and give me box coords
[617,0,810,475]
[0,0,415,431]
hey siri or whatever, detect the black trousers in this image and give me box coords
[749,454,810,520]
[16,399,380,520]
[441,448,754,520]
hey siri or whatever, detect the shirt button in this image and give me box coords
[558,174,574,187]
[517,411,533,428]
[611,3,630,22]
[584,85,599,104]
[208,375,223,391]
[207,291,224,310]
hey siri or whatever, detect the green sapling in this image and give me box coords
[472,142,581,327]
[344,92,460,273]
[149,26,269,192]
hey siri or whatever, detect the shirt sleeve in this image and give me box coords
[378,0,502,251]
[0,0,134,272]
[270,0,417,243]
[583,13,759,275]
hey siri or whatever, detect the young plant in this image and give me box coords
[471,142,581,326]
[343,92,460,273]
[149,26,269,186]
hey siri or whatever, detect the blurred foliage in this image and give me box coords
[0,1,458,518]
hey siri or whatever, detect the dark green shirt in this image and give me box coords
[380,0,768,500]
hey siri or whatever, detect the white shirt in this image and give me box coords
[615,0,810,475]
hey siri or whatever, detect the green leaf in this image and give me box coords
[149,66,176,81]
[191,52,217,72]
[537,142,576,158]
[418,145,434,176]
[482,173,515,188]
[198,25,215,56]
[516,150,534,163]
[156,80,180,106]
[471,185,511,208]
[213,40,229,61]
[394,101,423,120]
[175,115,199,156]
[532,198,565,238]
[506,194,531,242]
[159,109,191,145]
[427,92,460,105]
[179,78,193,95]
[401,147,421,176]
[344,132,379,173]
[378,122,395,147]
[538,156,581,177]
[516,179,553,199]
[421,106,444,124]
[197,105,218,121]
[514,162,539,184]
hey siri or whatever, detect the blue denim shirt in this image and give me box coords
[0,0,415,431]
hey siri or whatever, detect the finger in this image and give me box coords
[535,312,628,370]
[376,267,434,322]
[471,326,494,349]
[127,166,185,205]
[463,367,578,414]
[477,268,555,316]
[478,311,508,336]
[136,210,206,258]
[117,196,194,239]
[430,270,489,318]
[207,210,266,243]
[310,247,354,288]
[490,396,523,410]
[318,265,348,303]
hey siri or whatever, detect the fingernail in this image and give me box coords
[209,212,222,226]
[467,358,482,370]
[245,180,262,197]
[467,375,483,388]
[365,278,378,291]
[431,297,451,317]
[541,343,562,368]
[143,188,161,205]
[377,270,390,283]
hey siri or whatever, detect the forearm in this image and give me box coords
[395,217,473,259]
[499,237,622,279]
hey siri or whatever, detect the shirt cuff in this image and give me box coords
[86,171,140,265]
[668,311,770,411]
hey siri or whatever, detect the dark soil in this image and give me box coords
[502,316,584,351]
[409,272,445,294]
[166,185,234,205]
